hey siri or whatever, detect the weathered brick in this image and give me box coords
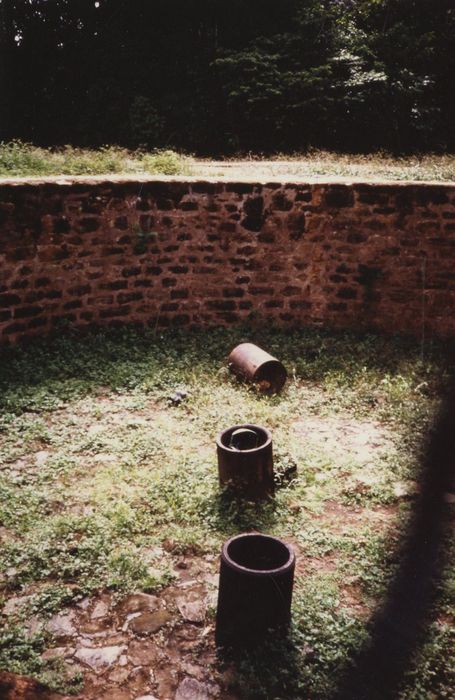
[217,312,239,322]
[11,279,29,290]
[7,246,35,261]
[64,300,82,310]
[282,286,301,296]
[134,279,153,287]
[288,212,306,240]
[68,284,91,296]
[325,185,354,209]
[179,201,199,211]
[206,300,236,311]
[162,278,177,287]
[223,288,244,298]
[194,267,216,274]
[28,317,47,329]
[295,189,312,202]
[101,281,128,290]
[136,197,150,211]
[290,300,312,309]
[347,232,368,244]
[171,314,191,325]
[122,266,141,277]
[271,192,293,211]
[53,217,71,233]
[226,183,254,194]
[191,182,220,194]
[99,307,131,318]
[15,305,42,318]
[115,216,128,229]
[118,291,143,304]
[171,289,189,299]
[337,287,357,300]
[3,322,27,334]
[0,293,21,307]
[257,232,275,243]
[78,217,100,232]
[169,266,188,274]
[35,277,51,287]
[241,196,264,232]
[249,287,274,295]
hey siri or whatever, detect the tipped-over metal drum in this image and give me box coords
[228,342,287,393]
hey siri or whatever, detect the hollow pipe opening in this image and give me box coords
[224,533,293,573]
[220,424,270,451]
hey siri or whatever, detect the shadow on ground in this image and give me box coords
[331,347,455,700]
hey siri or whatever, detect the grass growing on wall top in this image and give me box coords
[0,141,192,178]
[1,141,455,181]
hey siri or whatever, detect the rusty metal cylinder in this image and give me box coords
[215,532,295,648]
[217,424,274,499]
[228,343,287,393]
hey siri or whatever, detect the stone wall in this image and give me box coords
[0,176,454,344]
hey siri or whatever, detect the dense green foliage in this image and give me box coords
[1,0,454,154]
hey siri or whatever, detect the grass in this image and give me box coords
[0,325,454,698]
[196,150,455,182]
[1,141,455,181]
[0,141,192,178]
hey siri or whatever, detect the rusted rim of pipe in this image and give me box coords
[221,532,295,577]
[216,424,272,453]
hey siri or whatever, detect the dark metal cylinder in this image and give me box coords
[216,424,274,499]
[215,532,295,648]
[228,343,287,394]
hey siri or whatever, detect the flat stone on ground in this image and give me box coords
[2,595,32,616]
[119,593,160,615]
[46,612,77,638]
[91,599,110,619]
[74,645,123,671]
[129,609,172,635]
[177,599,206,624]
[41,646,75,660]
[175,677,210,700]
[128,639,159,666]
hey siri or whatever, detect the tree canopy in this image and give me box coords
[1,0,454,154]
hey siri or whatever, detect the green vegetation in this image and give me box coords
[0,141,192,178]
[197,151,455,182]
[0,326,453,697]
[4,2,454,154]
[1,141,455,181]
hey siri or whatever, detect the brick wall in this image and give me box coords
[0,176,454,344]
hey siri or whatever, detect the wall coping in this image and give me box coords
[0,174,454,189]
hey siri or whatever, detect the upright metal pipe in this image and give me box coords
[216,424,274,499]
[228,343,287,393]
[215,533,295,648]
